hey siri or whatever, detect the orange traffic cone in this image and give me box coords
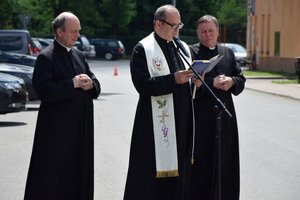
[114,66,118,76]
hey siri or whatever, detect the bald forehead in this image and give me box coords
[154,5,179,20]
[52,12,80,33]
[58,12,78,20]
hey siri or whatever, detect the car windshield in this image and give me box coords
[227,44,246,53]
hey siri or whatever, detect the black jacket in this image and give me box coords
[24,40,101,200]
[189,43,245,200]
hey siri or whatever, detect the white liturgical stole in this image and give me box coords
[140,32,191,178]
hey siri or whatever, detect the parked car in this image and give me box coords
[0,72,27,114]
[89,38,125,60]
[75,35,96,58]
[30,38,43,55]
[220,43,249,67]
[0,51,36,67]
[32,38,54,50]
[0,29,41,56]
[0,63,37,100]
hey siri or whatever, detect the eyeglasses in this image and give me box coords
[159,19,184,30]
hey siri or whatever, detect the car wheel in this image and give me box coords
[104,52,113,60]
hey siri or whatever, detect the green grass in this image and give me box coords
[272,79,299,84]
[243,70,284,77]
[243,70,299,84]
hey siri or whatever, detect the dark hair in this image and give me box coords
[52,15,66,34]
[196,15,219,28]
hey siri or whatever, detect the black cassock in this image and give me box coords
[123,33,194,200]
[24,40,101,200]
[189,43,246,200]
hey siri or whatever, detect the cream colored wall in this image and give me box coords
[247,0,300,72]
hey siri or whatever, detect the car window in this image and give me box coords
[32,40,42,49]
[107,41,118,47]
[91,40,104,46]
[0,36,24,51]
[98,41,105,47]
[38,40,49,47]
[118,41,124,48]
[80,36,90,45]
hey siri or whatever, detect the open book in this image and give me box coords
[192,54,224,77]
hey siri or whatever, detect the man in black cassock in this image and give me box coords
[23,12,101,200]
[189,15,246,200]
[123,4,202,200]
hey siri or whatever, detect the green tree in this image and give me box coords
[97,0,136,36]
[65,0,103,36]
[0,0,14,28]
[27,0,53,36]
[216,0,247,45]
[0,0,248,51]
[0,0,24,29]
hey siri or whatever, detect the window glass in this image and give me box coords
[274,32,280,57]
[108,41,117,47]
[0,36,23,51]
[80,36,90,45]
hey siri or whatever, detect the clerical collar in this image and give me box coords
[55,39,72,52]
[154,32,173,43]
[200,43,217,51]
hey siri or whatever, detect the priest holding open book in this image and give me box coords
[123,4,202,200]
[189,15,246,200]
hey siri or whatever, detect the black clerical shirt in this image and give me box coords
[154,33,185,72]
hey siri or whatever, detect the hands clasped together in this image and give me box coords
[213,74,234,91]
[72,74,94,90]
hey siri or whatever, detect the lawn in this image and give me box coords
[243,70,284,77]
[243,70,299,84]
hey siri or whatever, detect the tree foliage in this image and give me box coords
[216,0,247,44]
[0,0,14,28]
[98,0,136,36]
[0,0,23,29]
[0,0,248,44]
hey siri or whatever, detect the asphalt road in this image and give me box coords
[0,59,300,200]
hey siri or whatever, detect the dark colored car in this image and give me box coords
[0,51,36,67]
[0,29,41,56]
[0,29,31,55]
[0,63,37,100]
[75,35,96,58]
[89,38,125,60]
[0,72,27,114]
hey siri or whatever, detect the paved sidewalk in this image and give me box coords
[245,77,300,100]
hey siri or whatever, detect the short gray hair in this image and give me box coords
[196,15,219,28]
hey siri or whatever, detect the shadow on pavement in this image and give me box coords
[0,121,27,127]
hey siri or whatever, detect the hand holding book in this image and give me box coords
[191,54,224,77]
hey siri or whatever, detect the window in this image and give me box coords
[108,41,118,47]
[0,36,23,51]
[274,32,280,56]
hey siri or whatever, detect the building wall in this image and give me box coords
[247,0,300,73]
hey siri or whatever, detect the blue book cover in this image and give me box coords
[192,55,224,76]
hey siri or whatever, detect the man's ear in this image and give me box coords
[56,28,63,37]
